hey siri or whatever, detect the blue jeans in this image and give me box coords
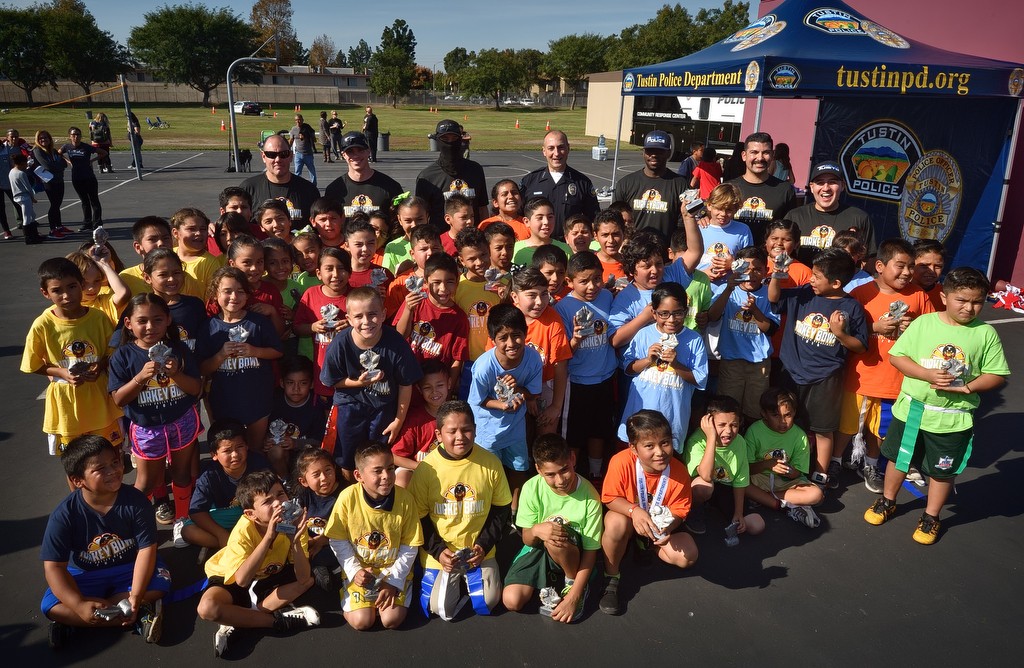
[293,151,317,186]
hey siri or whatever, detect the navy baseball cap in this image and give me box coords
[430,119,462,139]
[643,130,672,151]
[810,160,843,180]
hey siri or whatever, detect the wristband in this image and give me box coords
[628,504,638,515]
[134,376,145,387]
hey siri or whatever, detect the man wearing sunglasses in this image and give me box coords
[240,133,321,226]
[415,119,489,228]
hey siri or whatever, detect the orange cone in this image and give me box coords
[515,118,520,129]
[545,119,550,131]
[273,111,277,118]
[211,106,216,114]
[464,114,468,121]
[220,120,225,131]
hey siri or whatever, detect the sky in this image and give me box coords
[11,0,754,70]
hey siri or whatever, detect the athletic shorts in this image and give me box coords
[838,392,894,440]
[341,569,415,612]
[784,370,844,434]
[41,559,172,615]
[426,558,501,620]
[504,544,566,590]
[48,421,124,457]
[880,416,973,481]
[750,471,812,494]
[130,405,202,461]
[718,359,771,420]
[205,564,297,609]
[565,377,615,446]
[181,506,244,532]
[324,402,396,471]
[708,481,744,518]
[491,441,529,472]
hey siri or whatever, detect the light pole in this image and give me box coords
[226,56,276,172]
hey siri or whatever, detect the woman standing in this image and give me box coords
[59,127,105,231]
[771,142,796,186]
[319,111,332,163]
[32,130,72,236]
[89,112,113,173]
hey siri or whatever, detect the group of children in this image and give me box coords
[25,169,1008,651]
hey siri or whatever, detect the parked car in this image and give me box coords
[233,101,262,116]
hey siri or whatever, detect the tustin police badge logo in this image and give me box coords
[1009,68,1024,97]
[768,64,801,90]
[839,120,923,202]
[899,150,962,243]
[804,8,865,35]
[732,20,786,52]
[623,72,635,92]
[861,20,910,49]
[744,61,760,93]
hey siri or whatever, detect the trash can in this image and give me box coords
[378,131,390,152]
[429,136,439,152]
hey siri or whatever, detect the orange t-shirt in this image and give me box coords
[844,281,935,398]
[769,259,813,357]
[485,305,572,382]
[600,449,692,521]
[599,257,626,282]
[386,269,416,320]
[479,215,530,241]
[925,283,944,312]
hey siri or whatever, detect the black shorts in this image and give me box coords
[565,377,615,447]
[709,482,741,518]
[783,369,844,434]
[205,564,296,609]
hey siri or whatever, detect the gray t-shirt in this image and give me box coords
[290,123,315,155]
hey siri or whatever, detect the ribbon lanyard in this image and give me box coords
[634,457,669,511]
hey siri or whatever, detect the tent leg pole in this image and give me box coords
[987,98,1024,280]
[611,91,625,191]
[754,95,764,132]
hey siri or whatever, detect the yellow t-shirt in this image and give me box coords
[323,485,423,570]
[454,277,503,361]
[83,293,121,326]
[119,264,206,300]
[20,308,122,436]
[178,250,224,299]
[407,445,512,570]
[205,514,309,583]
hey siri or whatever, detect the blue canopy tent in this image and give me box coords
[612,0,1024,274]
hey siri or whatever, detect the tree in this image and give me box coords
[250,0,302,67]
[461,49,524,110]
[411,65,433,90]
[367,44,415,107]
[379,18,416,62]
[546,33,610,110]
[308,34,336,72]
[0,7,56,104]
[515,48,547,96]
[128,4,262,107]
[44,1,130,101]
[347,40,372,73]
[443,47,471,95]
[334,50,347,67]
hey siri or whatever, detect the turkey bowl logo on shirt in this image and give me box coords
[62,339,98,361]
[444,179,476,200]
[175,324,196,351]
[920,343,968,372]
[306,516,328,536]
[345,194,380,216]
[526,341,547,365]
[81,532,136,567]
[631,188,670,214]
[411,321,443,357]
[794,312,837,347]
[801,224,837,249]
[435,481,484,515]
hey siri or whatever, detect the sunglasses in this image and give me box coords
[263,149,292,159]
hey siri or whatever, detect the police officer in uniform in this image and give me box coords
[519,129,599,240]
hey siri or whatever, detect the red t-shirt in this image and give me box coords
[206,279,284,320]
[479,215,531,241]
[394,297,470,366]
[601,449,692,521]
[391,403,440,461]
[692,162,723,200]
[386,269,415,319]
[441,232,458,257]
[294,286,349,397]
[349,264,394,292]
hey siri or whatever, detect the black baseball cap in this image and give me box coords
[339,131,369,152]
[430,119,462,139]
[810,160,843,181]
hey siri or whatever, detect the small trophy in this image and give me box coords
[453,547,474,572]
[888,300,909,320]
[370,267,388,288]
[613,276,630,291]
[940,358,967,387]
[405,274,425,296]
[772,251,793,280]
[724,521,740,548]
[649,504,673,540]
[320,303,340,329]
[276,498,303,535]
[227,324,250,343]
[539,586,563,617]
[94,598,133,622]
[362,571,383,602]
[268,419,288,446]
[683,189,705,218]
[658,332,678,362]
[90,226,111,261]
[359,349,382,382]
[731,258,751,281]
[68,361,96,377]
[148,342,172,367]
[768,448,789,464]
[484,267,506,292]
[574,304,596,337]
[494,380,524,410]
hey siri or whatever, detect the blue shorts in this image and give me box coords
[181,506,244,531]
[458,364,473,401]
[334,401,396,471]
[130,405,202,461]
[41,559,172,615]
[482,440,529,472]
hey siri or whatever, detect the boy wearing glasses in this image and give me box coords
[240,134,321,227]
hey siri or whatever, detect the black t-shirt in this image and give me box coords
[612,169,688,239]
[240,173,321,225]
[324,170,405,219]
[415,160,489,228]
[726,175,797,242]
[677,155,698,181]
[327,118,344,137]
[364,113,379,135]
[519,165,599,238]
[787,202,876,265]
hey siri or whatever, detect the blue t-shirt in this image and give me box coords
[697,221,754,271]
[609,283,653,331]
[775,285,868,385]
[844,270,874,293]
[554,291,618,385]
[468,347,543,452]
[206,312,282,424]
[662,257,694,287]
[268,390,327,441]
[710,283,779,363]
[617,323,708,450]
[170,296,209,354]
[40,485,156,572]
[107,340,200,427]
[189,455,269,515]
[297,483,343,539]
[320,327,423,410]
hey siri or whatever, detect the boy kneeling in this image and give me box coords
[197,471,320,657]
[502,434,603,623]
[41,435,170,649]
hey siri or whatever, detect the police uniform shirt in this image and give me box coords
[324,170,405,220]
[612,169,688,240]
[414,160,488,228]
[519,165,599,238]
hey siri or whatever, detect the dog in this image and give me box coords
[238,148,252,172]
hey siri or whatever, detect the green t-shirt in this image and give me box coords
[515,473,603,551]
[294,271,321,292]
[383,237,412,274]
[743,420,811,475]
[684,430,749,487]
[513,239,573,266]
[279,278,306,311]
[685,271,712,332]
[889,313,1010,432]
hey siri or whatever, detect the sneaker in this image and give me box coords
[859,464,885,494]
[56,226,74,236]
[172,518,188,548]
[313,566,335,592]
[214,624,234,657]
[48,230,66,240]
[912,513,941,545]
[826,459,842,489]
[135,600,162,643]
[864,497,896,526]
[787,505,821,528]
[79,223,94,233]
[559,582,587,622]
[598,577,621,616]
[154,501,174,526]
[906,466,927,486]
[683,502,706,534]
[272,605,321,633]
[2,232,11,240]
[48,621,73,650]
[24,234,45,244]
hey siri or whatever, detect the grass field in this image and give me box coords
[0,103,631,152]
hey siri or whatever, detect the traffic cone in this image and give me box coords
[464,114,468,121]
[297,104,301,112]
[273,111,277,118]
[220,120,225,131]
[211,106,216,114]
[545,119,550,131]
[515,118,520,129]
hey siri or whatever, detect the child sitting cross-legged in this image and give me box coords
[291,447,343,592]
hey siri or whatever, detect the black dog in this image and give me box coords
[238,149,252,172]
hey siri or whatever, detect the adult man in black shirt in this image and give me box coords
[612,130,689,240]
[362,106,379,163]
[324,132,404,220]
[726,132,796,241]
[239,133,321,227]
[787,160,875,265]
[518,129,599,239]
[415,119,489,228]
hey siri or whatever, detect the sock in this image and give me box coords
[604,571,620,580]
[588,458,602,476]
[564,577,574,589]
[172,482,194,520]
[864,456,879,468]
[831,456,842,464]
[777,499,788,510]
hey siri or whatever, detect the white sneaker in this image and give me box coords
[906,466,927,486]
[858,464,885,494]
[787,505,821,528]
[172,519,188,548]
[214,624,234,656]
[278,605,321,627]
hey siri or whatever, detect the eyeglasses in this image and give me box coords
[263,150,292,159]
[653,310,686,319]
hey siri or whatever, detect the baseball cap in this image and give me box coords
[430,119,462,139]
[339,131,369,152]
[643,130,672,151]
[810,160,843,181]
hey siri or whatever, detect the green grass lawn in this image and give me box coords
[1,103,631,152]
